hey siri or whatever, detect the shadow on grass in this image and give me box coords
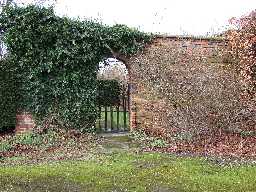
[0,175,85,192]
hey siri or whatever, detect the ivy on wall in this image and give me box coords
[0,4,152,131]
[0,58,19,130]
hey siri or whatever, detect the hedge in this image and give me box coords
[97,79,122,106]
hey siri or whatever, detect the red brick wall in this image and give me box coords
[15,113,35,134]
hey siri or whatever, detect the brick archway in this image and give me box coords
[16,36,227,134]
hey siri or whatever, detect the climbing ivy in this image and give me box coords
[0,5,152,131]
[0,57,19,130]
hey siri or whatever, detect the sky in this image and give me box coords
[16,0,256,36]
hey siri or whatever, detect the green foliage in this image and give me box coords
[104,24,152,56]
[97,79,122,106]
[0,128,80,153]
[0,142,13,152]
[14,133,43,146]
[0,5,152,131]
[0,58,19,130]
[131,131,168,148]
[149,138,167,148]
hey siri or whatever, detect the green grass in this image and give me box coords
[0,152,255,192]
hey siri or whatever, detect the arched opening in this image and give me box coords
[96,57,131,133]
[98,58,128,83]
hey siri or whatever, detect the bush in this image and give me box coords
[227,11,256,98]
[130,37,251,140]
[97,79,122,106]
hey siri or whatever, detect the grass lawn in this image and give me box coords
[0,152,255,192]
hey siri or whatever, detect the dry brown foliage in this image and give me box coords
[129,37,256,141]
[227,10,256,99]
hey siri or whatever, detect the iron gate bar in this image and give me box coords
[98,106,101,130]
[104,106,108,132]
[110,106,113,130]
[123,94,127,130]
[117,105,119,131]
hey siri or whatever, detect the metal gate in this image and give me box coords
[96,84,130,133]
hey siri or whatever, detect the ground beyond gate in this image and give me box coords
[96,84,130,133]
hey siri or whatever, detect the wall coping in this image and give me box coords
[154,35,226,43]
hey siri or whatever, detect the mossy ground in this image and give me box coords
[1,135,256,192]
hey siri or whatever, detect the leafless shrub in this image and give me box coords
[129,38,256,140]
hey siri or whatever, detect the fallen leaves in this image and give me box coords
[0,129,99,164]
[145,131,256,160]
